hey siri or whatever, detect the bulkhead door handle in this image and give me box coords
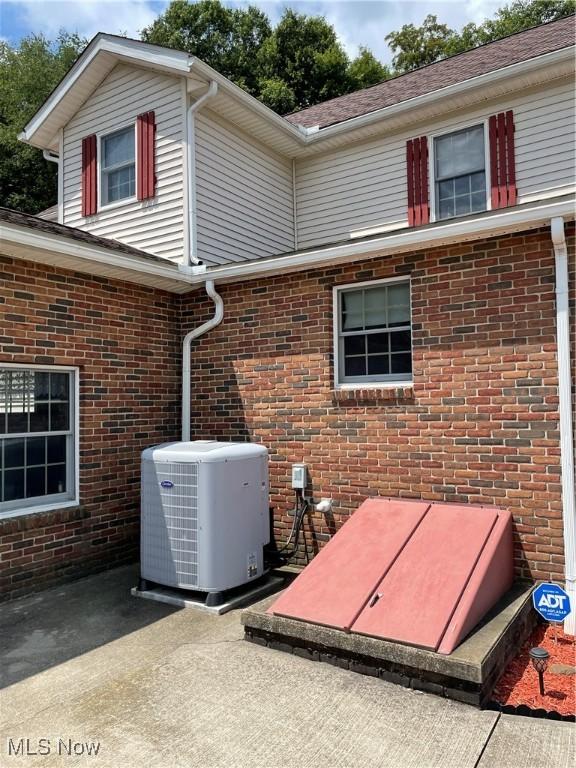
[369,592,382,607]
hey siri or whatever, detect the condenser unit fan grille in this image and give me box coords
[141,460,199,587]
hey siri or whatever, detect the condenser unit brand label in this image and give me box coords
[160,480,174,489]
[247,552,258,578]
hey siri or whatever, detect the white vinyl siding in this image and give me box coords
[295,78,575,249]
[63,64,184,261]
[195,111,295,266]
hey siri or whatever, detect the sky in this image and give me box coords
[0,0,504,63]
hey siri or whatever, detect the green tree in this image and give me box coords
[385,1,575,73]
[0,32,86,213]
[385,15,456,73]
[467,0,575,44]
[141,0,270,95]
[258,9,352,108]
[349,47,391,89]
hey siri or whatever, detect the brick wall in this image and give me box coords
[0,256,180,601]
[184,224,575,582]
[1,222,573,601]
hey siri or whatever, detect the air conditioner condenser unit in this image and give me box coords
[140,440,269,603]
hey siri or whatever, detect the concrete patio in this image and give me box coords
[0,565,573,768]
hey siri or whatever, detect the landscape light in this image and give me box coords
[528,647,550,696]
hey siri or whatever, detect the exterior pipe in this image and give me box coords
[43,149,59,164]
[551,216,575,635]
[185,81,218,266]
[182,279,223,441]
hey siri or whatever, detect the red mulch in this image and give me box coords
[492,623,576,716]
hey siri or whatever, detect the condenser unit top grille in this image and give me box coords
[142,440,268,464]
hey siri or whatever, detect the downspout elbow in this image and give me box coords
[43,150,59,164]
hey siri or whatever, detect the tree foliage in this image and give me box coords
[0,32,86,213]
[141,0,270,94]
[386,1,575,72]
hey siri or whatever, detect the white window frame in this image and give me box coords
[0,363,80,519]
[98,122,137,211]
[428,119,492,224]
[333,276,413,390]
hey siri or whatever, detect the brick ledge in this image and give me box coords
[332,386,415,403]
[0,505,89,534]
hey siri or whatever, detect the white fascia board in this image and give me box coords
[190,46,574,148]
[188,58,305,143]
[1,221,193,288]
[20,34,192,145]
[194,197,576,284]
[305,47,575,144]
[19,35,574,153]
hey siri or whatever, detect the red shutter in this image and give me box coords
[489,111,516,209]
[137,111,156,201]
[81,134,97,217]
[407,136,429,226]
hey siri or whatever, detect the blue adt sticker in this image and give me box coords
[532,583,571,622]
[160,480,174,489]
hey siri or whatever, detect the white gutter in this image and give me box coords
[182,81,218,268]
[302,46,574,144]
[551,217,576,635]
[187,196,575,284]
[182,279,223,441]
[0,221,188,285]
[20,33,573,154]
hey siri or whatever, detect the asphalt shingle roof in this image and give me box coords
[0,207,170,265]
[286,16,575,129]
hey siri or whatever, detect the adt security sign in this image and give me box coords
[532,583,571,622]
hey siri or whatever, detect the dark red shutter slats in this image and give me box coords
[81,134,97,217]
[407,136,429,226]
[489,111,516,209]
[137,111,156,201]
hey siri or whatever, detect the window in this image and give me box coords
[335,279,412,386]
[0,367,77,517]
[434,125,487,221]
[101,126,135,205]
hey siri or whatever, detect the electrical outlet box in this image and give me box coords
[291,464,307,490]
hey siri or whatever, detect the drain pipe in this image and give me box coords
[179,80,222,441]
[182,279,224,441]
[183,80,218,267]
[551,216,575,635]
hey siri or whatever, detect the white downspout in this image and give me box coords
[43,149,62,223]
[551,216,576,635]
[183,80,218,267]
[182,279,224,442]
[179,80,222,442]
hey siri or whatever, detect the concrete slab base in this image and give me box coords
[132,575,284,615]
[242,582,536,706]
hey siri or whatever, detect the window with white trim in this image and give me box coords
[0,367,77,517]
[434,124,487,221]
[335,279,412,386]
[101,126,135,204]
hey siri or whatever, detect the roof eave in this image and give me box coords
[0,219,194,293]
[302,45,575,143]
[19,34,193,150]
[20,33,574,156]
[193,196,576,283]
